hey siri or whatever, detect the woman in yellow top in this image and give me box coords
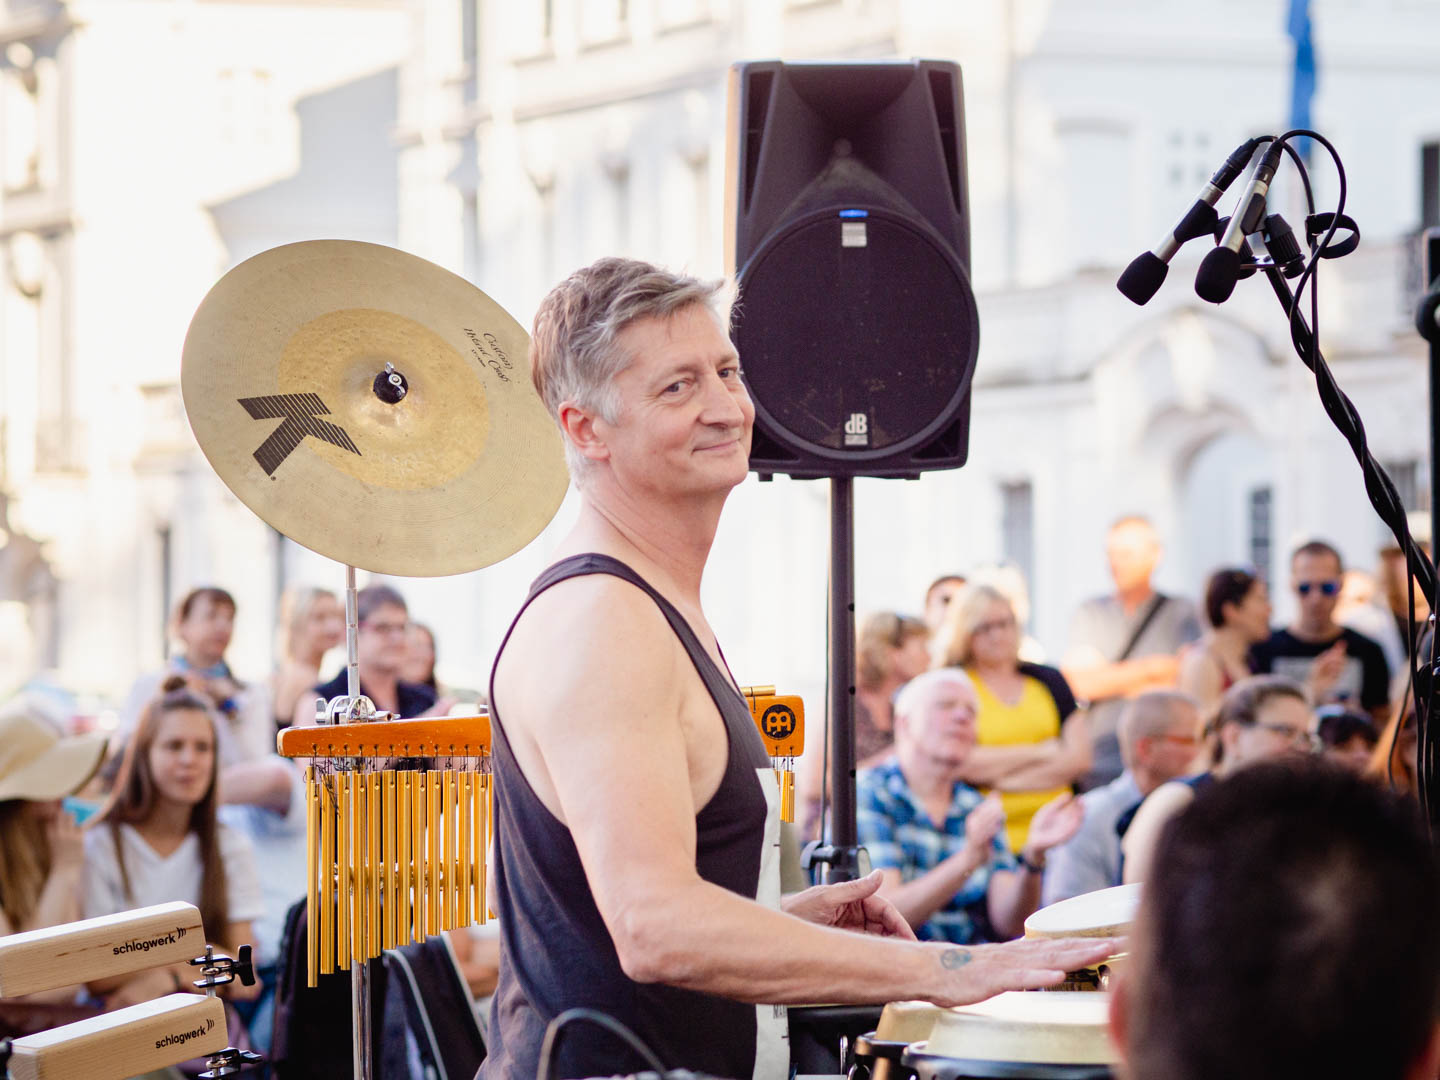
[936,584,1090,852]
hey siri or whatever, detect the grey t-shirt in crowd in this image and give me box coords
[1066,592,1201,790]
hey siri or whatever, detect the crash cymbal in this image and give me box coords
[181,240,568,576]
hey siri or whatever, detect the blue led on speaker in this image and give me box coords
[838,209,868,219]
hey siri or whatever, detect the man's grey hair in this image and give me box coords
[530,257,728,480]
[1117,690,1198,759]
[893,667,976,726]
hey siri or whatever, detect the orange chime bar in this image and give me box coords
[278,716,492,986]
[741,686,805,823]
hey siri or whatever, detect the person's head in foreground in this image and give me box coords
[1111,760,1440,1080]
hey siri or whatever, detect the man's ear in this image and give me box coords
[1404,1021,1440,1080]
[558,401,610,465]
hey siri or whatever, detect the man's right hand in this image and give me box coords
[924,936,1124,1006]
[962,794,1005,859]
[1308,640,1348,701]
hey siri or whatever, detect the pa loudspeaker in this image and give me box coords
[725,59,980,480]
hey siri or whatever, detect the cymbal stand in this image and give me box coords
[313,564,379,1080]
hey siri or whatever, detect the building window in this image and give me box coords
[1248,486,1273,579]
[1,52,40,194]
[999,480,1034,616]
[1382,458,1429,513]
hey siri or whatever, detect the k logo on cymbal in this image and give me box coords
[238,393,361,476]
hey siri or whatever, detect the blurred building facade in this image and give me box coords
[0,0,408,704]
[0,0,1436,712]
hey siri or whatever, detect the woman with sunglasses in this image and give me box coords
[1178,567,1272,712]
[1122,674,1316,884]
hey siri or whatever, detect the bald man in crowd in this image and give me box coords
[1040,690,1201,904]
[1062,517,1201,791]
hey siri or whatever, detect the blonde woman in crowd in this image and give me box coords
[936,584,1088,852]
[271,585,345,730]
[84,677,262,1011]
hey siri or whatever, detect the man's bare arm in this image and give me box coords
[496,578,1117,1007]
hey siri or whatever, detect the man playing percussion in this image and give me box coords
[856,668,1083,942]
[481,259,1117,1080]
[1110,761,1440,1080]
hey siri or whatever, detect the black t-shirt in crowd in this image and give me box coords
[1249,627,1390,711]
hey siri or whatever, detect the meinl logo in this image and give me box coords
[843,412,869,447]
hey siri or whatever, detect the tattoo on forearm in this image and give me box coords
[940,948,972,970]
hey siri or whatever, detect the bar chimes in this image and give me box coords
[277,715,492,986]
[741,686,805,822]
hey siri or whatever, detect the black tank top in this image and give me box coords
[479,554,783,1080]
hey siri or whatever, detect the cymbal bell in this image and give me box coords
[181,240,568,576]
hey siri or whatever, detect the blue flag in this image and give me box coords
[1288,0,1316,161]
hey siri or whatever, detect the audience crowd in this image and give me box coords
[0,517,1431,1070]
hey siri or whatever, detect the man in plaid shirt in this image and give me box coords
[857,669,1083,942]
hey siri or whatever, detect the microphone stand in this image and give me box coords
[1262,245,1438,833]
[1414,228,1440,834]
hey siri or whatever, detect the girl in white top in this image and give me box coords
[83,675,263,1010]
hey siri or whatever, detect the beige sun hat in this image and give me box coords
[0,698,107,802]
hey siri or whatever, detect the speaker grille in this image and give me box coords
[735,208,979,460]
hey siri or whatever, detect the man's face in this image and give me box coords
[1137,705,1203,782]
[592,304,754,500]
[1226,695,1316,769]
[900,677,979,768]
[1107,522,1161,592]
[358,602,410,676]
[1291,550,1343,629]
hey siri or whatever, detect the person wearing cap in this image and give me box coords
[0,697,107,945]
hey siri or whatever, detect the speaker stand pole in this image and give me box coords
[805,475,867,883]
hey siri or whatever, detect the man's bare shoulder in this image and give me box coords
[495,571,683,717]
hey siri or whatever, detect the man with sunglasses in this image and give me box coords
[1249,540,1390,726]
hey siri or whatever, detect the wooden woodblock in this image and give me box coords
[0,903,204,999]
[7,992,226,1080]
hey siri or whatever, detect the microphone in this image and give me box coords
[1117,138,1262,305]
[1195,142,1284,304]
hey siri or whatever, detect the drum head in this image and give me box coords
[876,1000,947,1043]
[920,992,1115,1068]
[1023,884,1141,940]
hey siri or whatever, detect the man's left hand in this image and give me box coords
[781,870,916,939]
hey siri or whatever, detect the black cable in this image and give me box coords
[1260,127,1435,823]
[539,1008,669,1080]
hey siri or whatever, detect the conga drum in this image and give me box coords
[902,992,1115,1079]
[850,1001,946,1080]
[1022,883,1137,990]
